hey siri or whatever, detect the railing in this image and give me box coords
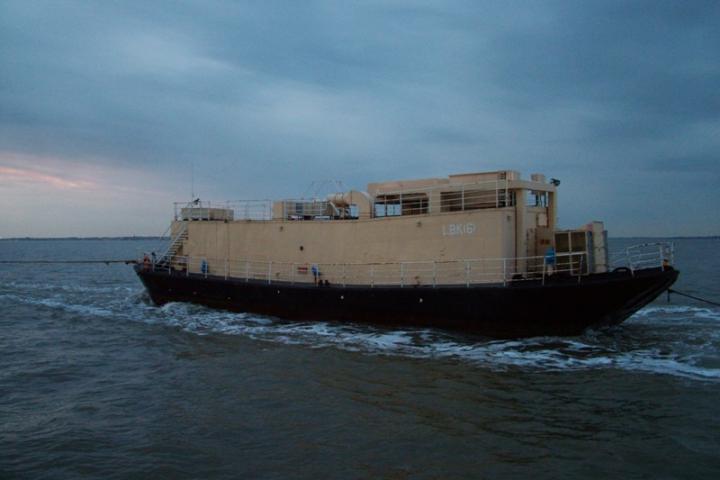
[281,199,338,220]
[173,200,273,221]
[171,179,517,223]
[156,222,188,266]
[610,242,674,273]
[373,179,512,217]
[143,251,591,287]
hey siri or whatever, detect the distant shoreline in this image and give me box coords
[0,235,717,241]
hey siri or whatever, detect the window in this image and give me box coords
[374,193,428,217]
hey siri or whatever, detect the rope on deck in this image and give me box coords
[668,289,720,307]
[0,260,136,265]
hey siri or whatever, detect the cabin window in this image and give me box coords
[440,191,462,212]
[374,193,428,217]
[440,188,513,211]
[527,191,548,207]
[401,194,428,215]
[462,190,500,210]
[374,195,401,217]
[348,204,359,219]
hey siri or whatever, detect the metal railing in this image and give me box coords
[141,241,675,287]
[173,200,273,221]
[610,242,674,274]
[142,251,594,287]
[171,179,517,223]
[281,199,338,220]
[373,179,512,217]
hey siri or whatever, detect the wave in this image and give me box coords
[1,281,135,295]
[632,304,719,320]
[2,289,719,382]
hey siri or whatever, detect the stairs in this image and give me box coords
[156,222,188,268]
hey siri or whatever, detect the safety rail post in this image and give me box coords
[670,242,675,266]
[245,261,250,282]
[268,262,272,284]
[585,246,590,274]
[342,264,346,288]
[370,265,374,288]
[400,263,405,288]
[187,256,190,277]
[291,263,295,285]
[542,259,546,286]
[658,244,664,269]
[465,261,470,287]
[503,259,507,286]
[224,259,228,280]
[578,255,584,283]
[432,261,437,287]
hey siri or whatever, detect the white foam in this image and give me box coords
[1,293,118,319]
[3,286,719,383]
[3,280,135,295]
[633,304,719,321]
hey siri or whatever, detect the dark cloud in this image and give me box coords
[647,155,720,174]
[0,0,718,235]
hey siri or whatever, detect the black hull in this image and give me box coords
[135,266,679,338]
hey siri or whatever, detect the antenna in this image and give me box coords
[302,179,346,199]
[191,161,195,200]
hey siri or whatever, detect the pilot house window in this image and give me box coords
[441,189,513,211]
[374,193,428,217]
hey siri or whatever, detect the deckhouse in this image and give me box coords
[165,170,608,286]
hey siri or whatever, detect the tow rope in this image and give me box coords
[668,289,720,308]
[0,260,136,265]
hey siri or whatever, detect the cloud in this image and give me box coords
[0,165,96,190]
[0,0,718,236]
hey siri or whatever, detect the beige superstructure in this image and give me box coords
[163,170,608,286]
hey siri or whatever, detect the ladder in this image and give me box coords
[156,222,188,268]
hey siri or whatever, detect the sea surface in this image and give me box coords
[1,238,719,479]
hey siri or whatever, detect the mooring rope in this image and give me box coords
[668,289,720,308]
[0,260,136,265]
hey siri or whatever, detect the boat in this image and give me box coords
[134,170,678,338]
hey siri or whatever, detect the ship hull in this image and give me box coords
[134,266,678,338]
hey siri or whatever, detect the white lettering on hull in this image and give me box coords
[442,223,477,236]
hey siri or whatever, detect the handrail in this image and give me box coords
[174,200,273,221]
[145,251,589,287]
[170,179,518,222]
[609,242,674,274]
[156,222,188,265]
[142,241,674,287]
[372,179,512,217]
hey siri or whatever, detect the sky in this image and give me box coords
[1,0,718,237]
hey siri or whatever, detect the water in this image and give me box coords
[1,238,719,479]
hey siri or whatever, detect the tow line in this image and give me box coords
[668,289,720,307]
[0,260,136,265]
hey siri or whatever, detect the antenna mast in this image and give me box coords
[191,162,195,200]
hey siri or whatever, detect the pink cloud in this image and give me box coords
[0,165,97,190]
